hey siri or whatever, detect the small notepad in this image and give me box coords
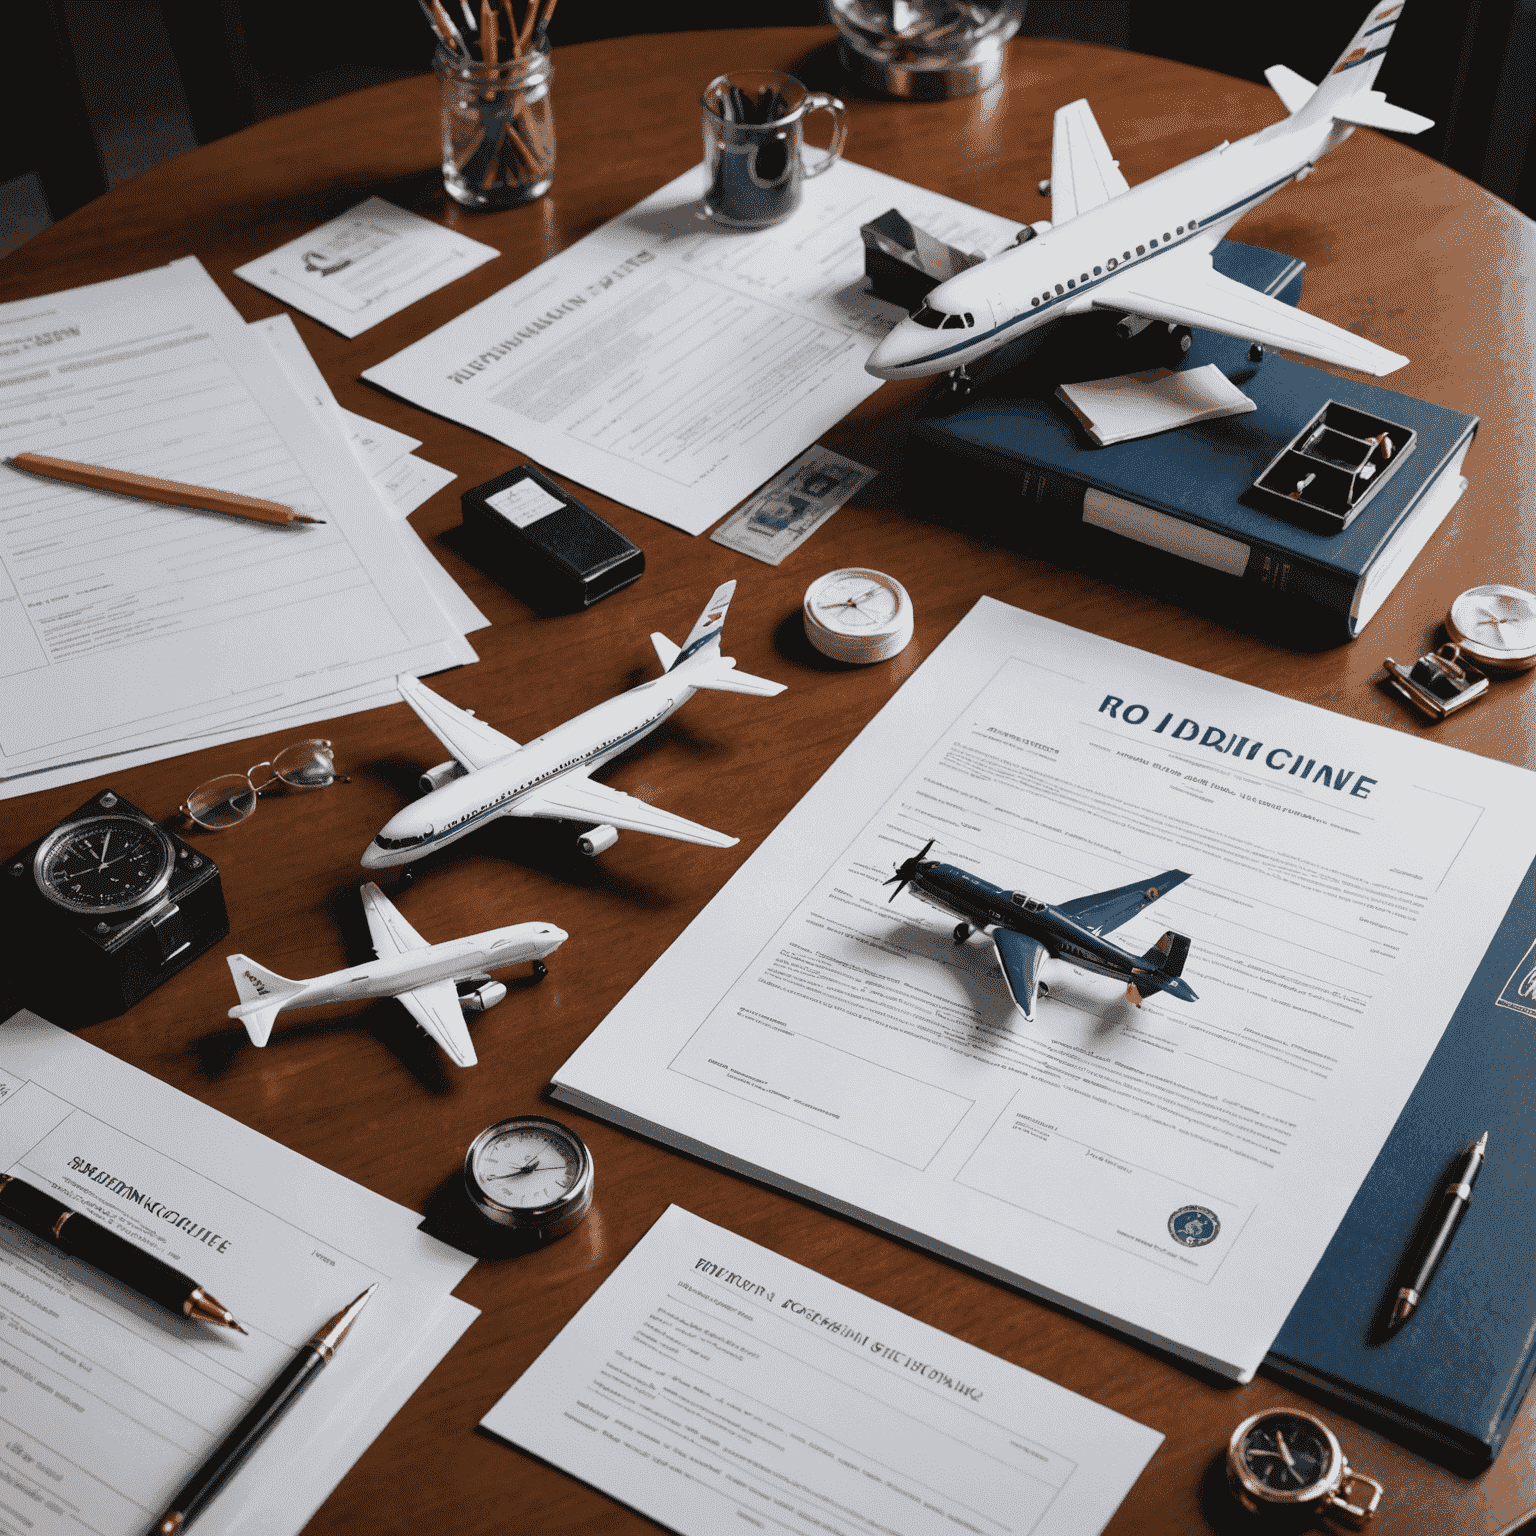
[1057,363,1256,446]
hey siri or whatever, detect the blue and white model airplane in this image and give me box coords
[885,840,1198,1021]
[226,882,567,1067]
[362,580,786,870]
[867,4,1431,383]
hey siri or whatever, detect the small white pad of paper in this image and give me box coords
[481,1205,1162,1536]
[485,477,566,528]
[1057,363,1256,446]
[235,196,500,338]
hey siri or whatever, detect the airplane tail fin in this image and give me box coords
[226,955,302,1047]
[668,581,736,669]
[1142,931,1191,977]
[683,658,787,697]
[1285,5,1433,134]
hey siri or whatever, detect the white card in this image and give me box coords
[235,197,499,338]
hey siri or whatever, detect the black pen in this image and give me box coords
[0,1173,245,1332]
[153,1285,378,1535]
[1387,1131,1488,1334]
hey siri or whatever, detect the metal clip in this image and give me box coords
[1383,643,1489,721]
[1323,1468,1385,1527]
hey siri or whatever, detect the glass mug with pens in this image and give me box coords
[702,70,847,230]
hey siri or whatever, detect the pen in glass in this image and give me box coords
[0,1173,245,1332]
[153,1284,378,1535]
[1387,1131,1487,1334]
[8,451,324,525]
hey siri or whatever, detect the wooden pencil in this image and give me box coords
[9,453,323,526]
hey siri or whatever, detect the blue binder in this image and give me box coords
[906,241,1478,638]
[1267,854,1536,1467]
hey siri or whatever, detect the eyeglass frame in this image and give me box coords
[178,739,351,830]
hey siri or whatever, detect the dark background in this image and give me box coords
[5,0,1535,259]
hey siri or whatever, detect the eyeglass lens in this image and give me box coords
[185,774,260,830]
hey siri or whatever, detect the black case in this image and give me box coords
[1,789,229,1024]
[462,463,644,613]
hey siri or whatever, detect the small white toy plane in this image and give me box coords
[866,3,1432,384]
[361,580,785,870]
[226,882,567,1067]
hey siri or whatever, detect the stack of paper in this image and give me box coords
[1056,363,1257,446]
[0,258,485,799]
[0,1010,479,1536]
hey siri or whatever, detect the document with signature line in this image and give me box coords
[483,1206,1161,1536]
[554,599,1536,1380]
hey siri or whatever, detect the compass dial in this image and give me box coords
[464,1116,594,1237]
[1447,584,1536,673]
[33,814,176,916]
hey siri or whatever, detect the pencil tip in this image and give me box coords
[293,513,326,524]
[231,1320,249,1335]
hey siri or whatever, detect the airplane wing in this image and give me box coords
[991,929,1051,1021]
[361,879,430,956]
[394,977,477,1068]
[1056,869,1191,936]
[1093,254,1408,375]
[398,673,518,772]
[1052,98,1130,224]
[506,774,739,848]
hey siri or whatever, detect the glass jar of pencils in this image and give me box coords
[436,44,555,210]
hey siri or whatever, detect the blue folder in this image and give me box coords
[1267,854,1536,1467]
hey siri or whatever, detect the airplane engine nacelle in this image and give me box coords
[420,760,468,794]
[456,976,507,1016]
[578,824,619,856]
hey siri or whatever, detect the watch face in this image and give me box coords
[33,815,176,916]
[803,568,915,664]
[464,1116,593,1234]
[1447,584,1536,672]
[1237,1412,1335,1498]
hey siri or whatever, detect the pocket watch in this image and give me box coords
[1445,584,1536,675]
[1227,1409,1383,1526]
[33,807,178,915]
[463,1116,594,1240]
[803,567,914,664]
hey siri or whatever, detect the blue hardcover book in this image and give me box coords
[1267,854,1536,1468]
[907,241,1478,638]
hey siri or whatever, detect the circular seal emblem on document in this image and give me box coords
[1168,1206,1220,1247]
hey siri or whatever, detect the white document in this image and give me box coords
[234,196,500,338]
[0,1010,477,1536]
[554,599,1536,1380]
[483,1205,1162,1536]
[0,260,476,798]
[1056,364,1256,446]
[363,160,1022,535]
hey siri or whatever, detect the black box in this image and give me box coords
[462,464,644,613]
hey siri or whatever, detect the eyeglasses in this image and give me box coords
[181,740,350,830]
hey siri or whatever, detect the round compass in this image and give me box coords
[1445,584,1536,675]
[32,812,177,917]
[803,567,914,664]
[463,1116,594,1240]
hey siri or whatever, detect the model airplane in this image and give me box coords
[226,882,567,1067]
[885,840,1198,1021]
[361,580,785,870]
[866,3,1431,384]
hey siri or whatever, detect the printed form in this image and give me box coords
[483,1205,1161,1536]
[554,600,1536,1379]
[0,1012,477,1536]
[0,260,475,796]
[363,160,1022,534]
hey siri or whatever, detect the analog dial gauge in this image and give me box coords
[803,567,914,663]
[463,1115,594,1238]
[33,814,177,916]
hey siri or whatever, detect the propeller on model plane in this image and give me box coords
[884,839,936,903]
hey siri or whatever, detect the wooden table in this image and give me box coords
[3,24,1534,1536]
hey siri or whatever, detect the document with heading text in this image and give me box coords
[554,599,1536,1380]
[362,160,1021,535]
[483,1205,1162,1536]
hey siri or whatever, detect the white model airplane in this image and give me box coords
[361,580,785,870]
[866,3,1432,383]
[226,882,567,1067]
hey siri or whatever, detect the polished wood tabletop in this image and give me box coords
[3,23,1534,1536]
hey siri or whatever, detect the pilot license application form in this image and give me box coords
[554,599,1536,1380]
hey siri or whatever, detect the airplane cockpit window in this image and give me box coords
[963,312,974,326]
[1009,892,1047,911]
[941,314,965,329]
[912,303,945,329]
[375,829,428,850]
